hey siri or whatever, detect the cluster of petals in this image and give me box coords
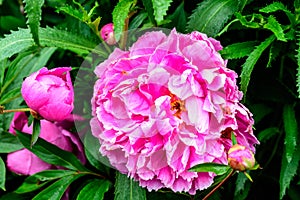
[91,29,259,194]
[7,112,85,175]
[21,67,74,122]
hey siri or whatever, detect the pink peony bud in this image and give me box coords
[227,144,256,171]
[7,112,85,175]
[21,67,74,122]
[100,23,117,45]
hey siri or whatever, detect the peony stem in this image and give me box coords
[119,11,137,50]
[202,169,235,200]
[0,106,32,114]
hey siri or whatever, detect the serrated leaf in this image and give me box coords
[283,104,298,163]
[187,0,242,37]
[0,27,105,61]
[31,118,41,147]
[141,0,156,25]
[280,144,300,199]
[17,131,88,172]
[257,127,280,142]
[32,173,84,200]
[259,2,295,25]
[296,32,300,98]
[15,170,76,193]
[24,0,45,45]
[152,0,172,25]
[189,162,231,175]
[0,131,23,153]
[0,157,6,191]
[56,4,84,21]
[235,12,262,29]
[114,172,147,200]
[263,15,287,42]
[234,172,250,200]
[240,35,275,97]
[76,179,111,200]
[267,41,282,68]
[112,0,136,41]
[220,41,259,59]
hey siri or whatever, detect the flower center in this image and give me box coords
[170,95,185,118]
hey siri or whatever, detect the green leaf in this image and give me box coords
[280,144,300,199]
[259,2,295,25]
[283,104,298,163]
[56,4,84,22]
[32,173,84,200]
[114,172,147,200]
[187,0,242,37]
[112,0,136,41]
[0,27,105,61]
[83,131,111,174]
[0,131,23,153]
[234,172,251,200]
[0,88,21,105]
[257,127,280,142]
[0,157,6,191]
[263,15,287,42]
[240,35,275,97]
[31,118,41,147]
[76,179,111,200]
[129,12,148,30]
[23,0,45,45]
[152,0,172,25]
[166,1,187,33]
[16,170,76,193]
[220,41,259,59]
[141,0,156,25]
[234,12,262,29]
[296,32,300,98]
[266,41,282,68]
[189,162,231,175]
[17,131,88,171]
[231,132,237,145]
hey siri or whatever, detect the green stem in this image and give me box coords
[203,169,235,200]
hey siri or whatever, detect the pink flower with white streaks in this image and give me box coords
[90,29,259,194]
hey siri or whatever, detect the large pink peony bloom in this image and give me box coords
[7,112,85,175]
[91,29,259,194]
[21,67,74,122]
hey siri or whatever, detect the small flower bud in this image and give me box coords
[228,144,256,171]
[100,23,116,45]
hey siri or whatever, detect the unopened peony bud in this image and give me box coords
[21,67,74,122]
[100,23,116,45]
[228,144,256,171]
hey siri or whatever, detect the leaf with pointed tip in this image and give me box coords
[263,15,286,42]
[152,0,172,25]
[259,2,295,25]
[141,0,156,25]
[189,162,230,175]
[296,32,300,98]
[24,0,45,45]
[31,118,41,146]
[240,35,275,97]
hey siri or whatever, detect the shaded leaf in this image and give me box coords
[280,145,300,199]
[263,15,287,42]
[0,131,23,153]
[76,179,111,200]
[0,157,5,191]
[267,41,282,68]
[257,127,280,142]
[220,41,259,59]
[296,31,300,98]
[16,170,77,193]
[141,0,156,25]
[17,131,88,171]
[234,172,251,200]
[187,0,243,36]
[114,172,147,200]
[259,2,295,25]
[31,118,41,147]
[24,0,45,45]
[152,0,172,25]
[189,162,231,175]
[235,12,262,29]
[283,104,298,163]
[32,173,84,200]
[240,35,275,97]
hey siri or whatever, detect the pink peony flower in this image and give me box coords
[21,67,74,122]
[7,112,85,175]
[100,23,117,45]
[91,29,259,194]
[227,144,256,171]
